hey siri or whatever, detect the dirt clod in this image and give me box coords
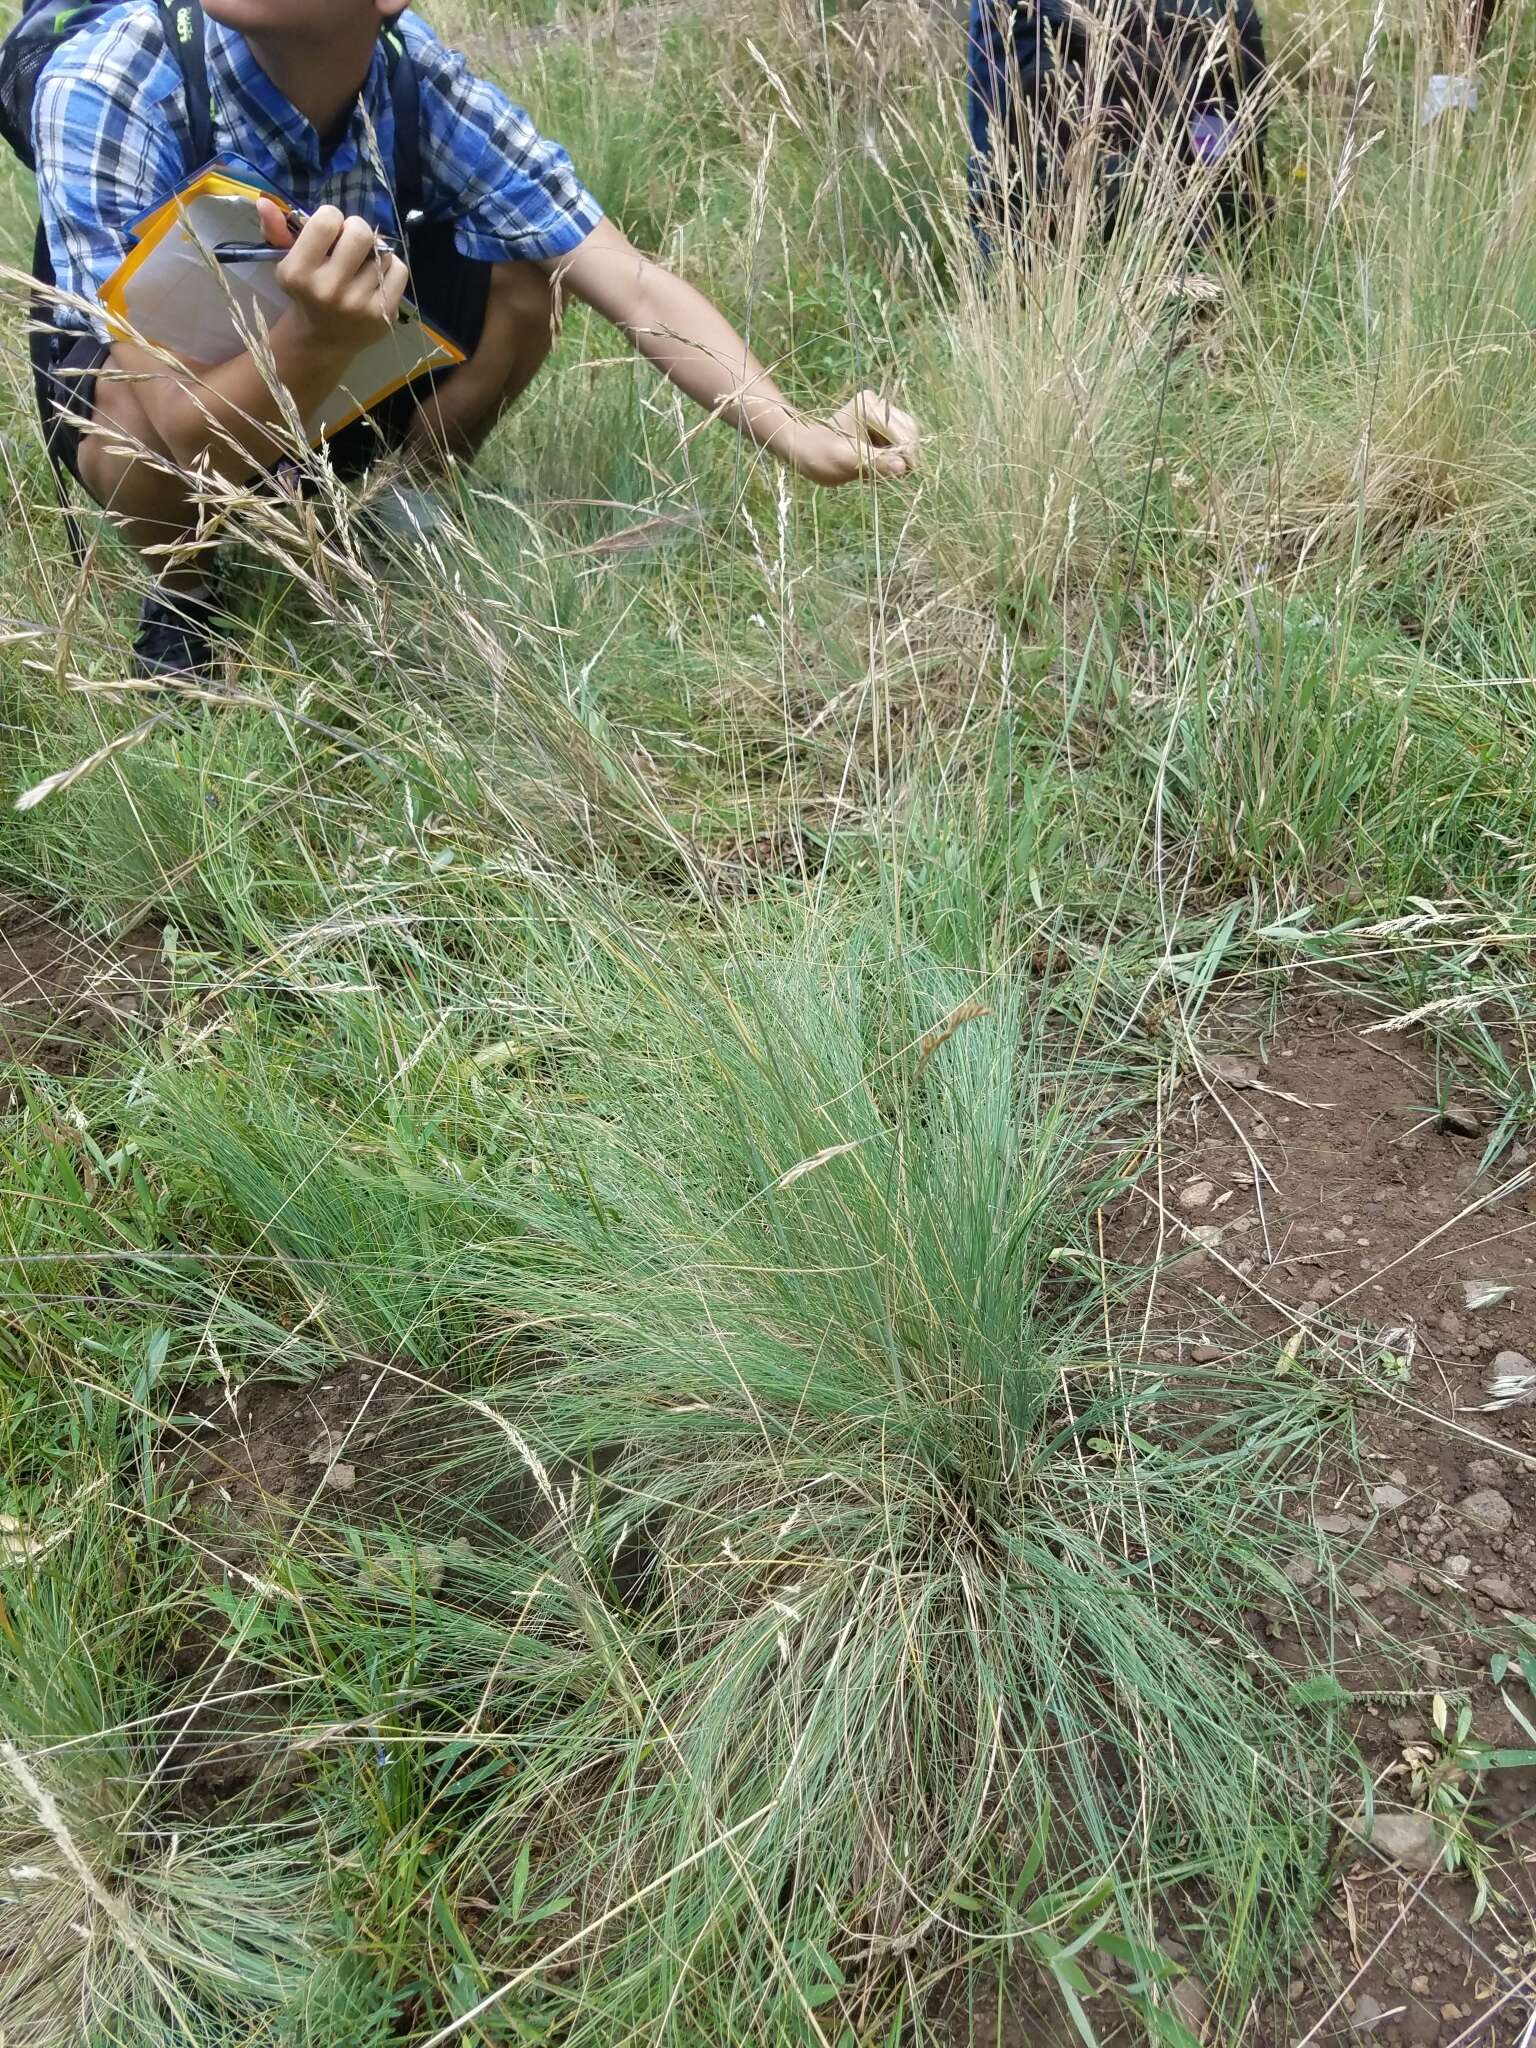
[1457,1489,1514,1536]
[1206,1053,1261,1089]
[1171,1974,1210,2035]
[1477,1574,1521,1607]
[1348,1810,1446,1873]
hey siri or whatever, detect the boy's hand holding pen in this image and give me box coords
[236,196,416,344]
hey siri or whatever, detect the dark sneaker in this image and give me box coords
[133,584,221,686]
[364,480,456,542]
[355,480,459,575]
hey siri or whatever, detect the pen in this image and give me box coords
[212,208,424,264]
[213,239,404,264]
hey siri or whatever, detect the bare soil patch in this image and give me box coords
[1122,994,1536,2046]
[157,1361,450,1813]
[0,895,163,1080]
[945,993,1536,2045]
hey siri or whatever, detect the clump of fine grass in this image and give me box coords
[7,890,1359,2042]
[0,1515,318,2047]
[286,914,1350,2043]
[905,1,1277,607]
[1205,25,1536,575]
[387,933,1359,2048]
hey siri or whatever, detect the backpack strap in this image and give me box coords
[381,25,423,229]
[155,0,216,172]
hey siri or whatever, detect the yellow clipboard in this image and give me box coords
[99,167,466,444]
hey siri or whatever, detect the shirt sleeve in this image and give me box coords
[403,18,604,264]
[34,63,184,329]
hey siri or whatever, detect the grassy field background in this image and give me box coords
[1,0,1534,2041]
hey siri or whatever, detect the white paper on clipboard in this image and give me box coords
[100,174,464,442]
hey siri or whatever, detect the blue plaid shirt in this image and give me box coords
[35,4,603,335]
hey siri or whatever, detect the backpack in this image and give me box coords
[968,0,1269,244]
[1,0,211,171]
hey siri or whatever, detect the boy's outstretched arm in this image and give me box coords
[550,221,918,487]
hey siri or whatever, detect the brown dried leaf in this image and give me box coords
[916,999,993,1076]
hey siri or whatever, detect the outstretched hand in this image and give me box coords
[788,390,920,487]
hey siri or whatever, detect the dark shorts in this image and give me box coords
[31,220,491,489]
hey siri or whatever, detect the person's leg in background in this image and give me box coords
[1422,0,1503,124]
[1461,0,1501,58]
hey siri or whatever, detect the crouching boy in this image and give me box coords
[17,0,918,678]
